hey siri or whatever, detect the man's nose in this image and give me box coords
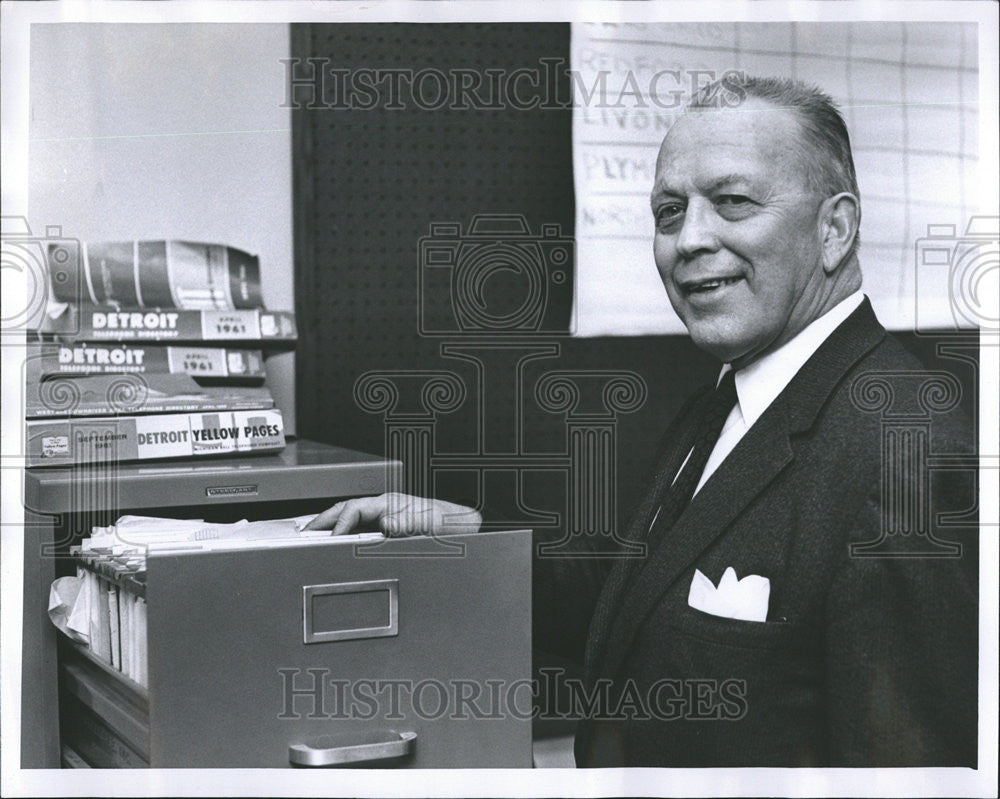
[674,199,720,258]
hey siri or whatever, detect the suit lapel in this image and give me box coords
[582,384,711,676]
[586,298,888,683]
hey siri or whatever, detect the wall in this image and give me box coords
[29,23,296,432]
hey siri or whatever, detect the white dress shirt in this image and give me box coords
[691,291,866,496]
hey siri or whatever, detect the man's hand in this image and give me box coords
[304,492,483,537]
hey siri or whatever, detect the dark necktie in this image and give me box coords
[584,369,739,678]
[644,368,738,552]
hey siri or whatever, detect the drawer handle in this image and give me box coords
[288,730,416,767]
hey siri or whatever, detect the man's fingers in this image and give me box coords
[303,501,345,530]
[302,494,481,537]
[332,505,364,535]
[383,498,432,535]
[331,495,388,535]
[305,495,386,532]
[381,497,481,536]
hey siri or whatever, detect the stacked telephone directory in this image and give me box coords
[26,240,296,467]
[49,514,380,689]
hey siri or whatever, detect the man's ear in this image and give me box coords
[819,192,860,274]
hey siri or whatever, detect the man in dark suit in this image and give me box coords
[308,75,977,767]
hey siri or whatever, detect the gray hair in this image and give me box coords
[688,74,861,259]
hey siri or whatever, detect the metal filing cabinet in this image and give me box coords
[57,529,532,768]
[19,440,531,768]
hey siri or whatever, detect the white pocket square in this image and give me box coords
[687,566,770,623]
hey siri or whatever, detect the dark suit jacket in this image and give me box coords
[534,299,978,767]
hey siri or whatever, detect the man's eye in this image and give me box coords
[714,195,756,219]
[654,204,684,229]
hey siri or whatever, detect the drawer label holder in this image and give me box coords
[302,578,399,644]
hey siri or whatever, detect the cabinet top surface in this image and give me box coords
[23,439,398,512]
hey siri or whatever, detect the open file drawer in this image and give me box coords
[24,439,401,768]
[59,529,532,768]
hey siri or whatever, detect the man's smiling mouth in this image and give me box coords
[682,276,743,295]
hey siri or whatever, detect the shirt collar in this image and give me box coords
[720,291,866,428]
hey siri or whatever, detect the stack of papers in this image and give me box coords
[48,513,383,687]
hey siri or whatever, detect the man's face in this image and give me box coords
[651,101,828,367]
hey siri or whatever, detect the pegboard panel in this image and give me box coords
[292,23,575,473]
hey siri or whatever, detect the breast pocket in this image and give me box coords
[669,605,800,653]
[639,603,820,707]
